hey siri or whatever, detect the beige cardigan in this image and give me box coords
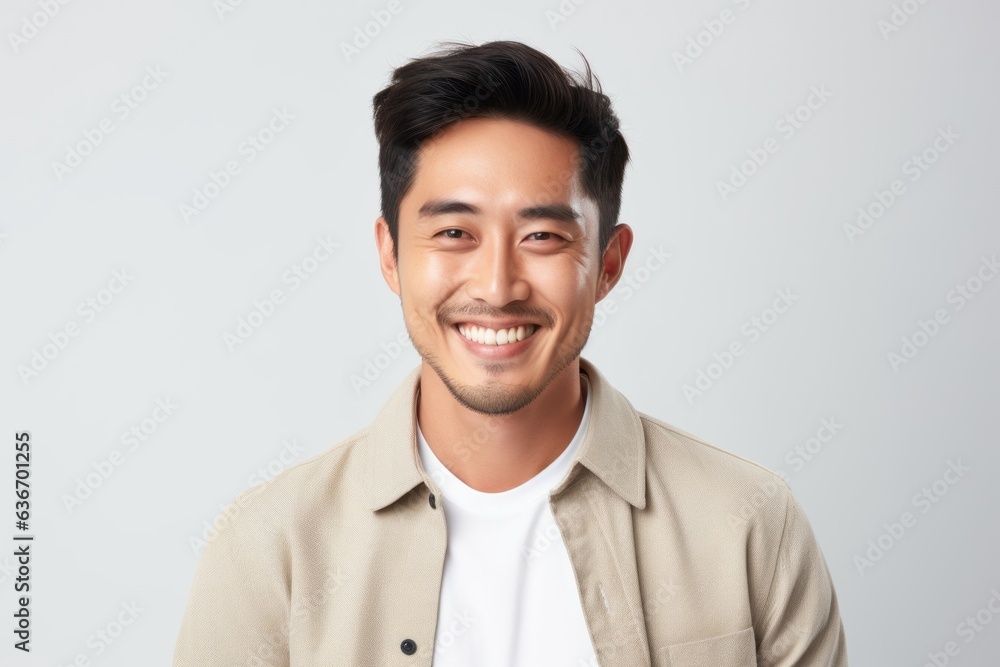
[174,355,847,666]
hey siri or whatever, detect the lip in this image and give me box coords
[454,320,540,330]
[452,323,539,360]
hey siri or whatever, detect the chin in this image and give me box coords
[443,376,542,416]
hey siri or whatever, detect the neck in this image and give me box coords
[417,360,586,493]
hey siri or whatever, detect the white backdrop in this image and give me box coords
[2,0,998,664]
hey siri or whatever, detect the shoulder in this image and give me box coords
[206,425,374,545]
[639,411,784,488]
[183,426,378,630]
[637,412,790,534]
[633,413,827,611]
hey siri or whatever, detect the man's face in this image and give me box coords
[375,117,630,415]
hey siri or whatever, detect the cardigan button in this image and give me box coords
[428,493,436,509]
[400,638,417,655]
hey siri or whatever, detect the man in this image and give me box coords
[174,40,847,666]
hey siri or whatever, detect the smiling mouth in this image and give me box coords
[455,323,538,346]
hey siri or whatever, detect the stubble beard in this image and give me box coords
[407,314,592,416]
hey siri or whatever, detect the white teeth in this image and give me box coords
[458,323,537,346]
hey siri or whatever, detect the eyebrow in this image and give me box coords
[417,199,582,226]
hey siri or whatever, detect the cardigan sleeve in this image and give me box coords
[753,483,849,666]
[173,491,291,667]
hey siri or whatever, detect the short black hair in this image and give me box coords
[372,39,630,261]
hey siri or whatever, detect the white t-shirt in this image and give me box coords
[416,372,598,667]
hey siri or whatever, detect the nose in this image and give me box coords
[465,236,530,307]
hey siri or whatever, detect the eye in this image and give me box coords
[526,232,563,242]
[437,229,467,239]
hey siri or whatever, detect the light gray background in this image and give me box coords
[2,0,998,664]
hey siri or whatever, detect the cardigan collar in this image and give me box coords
[364,355,646,511]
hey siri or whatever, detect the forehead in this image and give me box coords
[404,117,586,209]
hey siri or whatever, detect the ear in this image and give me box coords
[375,216,400,296]
[595,223,634,303]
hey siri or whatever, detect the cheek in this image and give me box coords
[533,257,593,307]
[398,246,432,293]
[420,254,457,288]
[398,252,455,325]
